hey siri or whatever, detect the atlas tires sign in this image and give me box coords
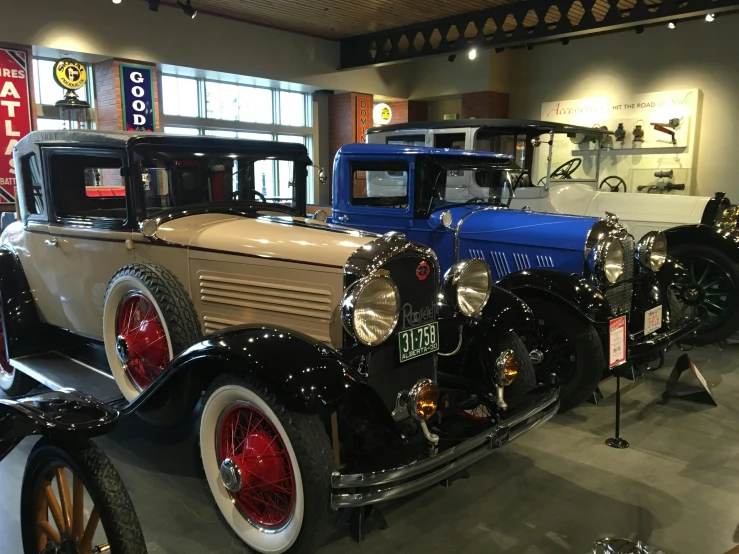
[0,48,32,204]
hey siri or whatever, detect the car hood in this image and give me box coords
[153,212,377,269]
[449,205,598,251]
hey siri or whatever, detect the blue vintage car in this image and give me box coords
[322,143,701,410]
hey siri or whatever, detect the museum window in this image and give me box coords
[159,73,315,202]
[32,58,95,130]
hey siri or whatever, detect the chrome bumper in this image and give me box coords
[330,387,560,509]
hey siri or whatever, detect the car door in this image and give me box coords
[44,147,135,340]
[12,151,66,327]
[333,156,414,235]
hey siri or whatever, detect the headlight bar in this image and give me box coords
[443,259,493,317]
[341,274,400,346]
[635,230,667,272]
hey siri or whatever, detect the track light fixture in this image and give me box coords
[668,21,676,29]
[112,0,122,4]
[178,0,197,18]
[495,47,505,54]
[526,43,534,50]
[148,0,160,11]
[468,48,477,60]
[447,54,457,62]
[635,25,644,34]
[705,13,715,21]
[561,38,570,45]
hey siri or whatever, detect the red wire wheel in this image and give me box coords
[115,293,170,391]
[217,404,296,529]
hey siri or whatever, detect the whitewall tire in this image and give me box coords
[199,375,333,554]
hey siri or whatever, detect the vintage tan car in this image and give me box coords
[0,130,558,553]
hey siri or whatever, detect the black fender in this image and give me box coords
[664,224,739,264]
[481,285,536,336]
[0,247,43,359]
[656,255,692,289]
[496,268,610,324]
[125,325,382,417]
[0,390,118,462]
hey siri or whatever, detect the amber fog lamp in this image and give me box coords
[408,379,439,421]
[497,349,519,385]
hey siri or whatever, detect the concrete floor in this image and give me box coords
[3,344,739,554]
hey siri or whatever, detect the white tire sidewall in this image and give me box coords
[103,274,174,402]
[200,384,305,554]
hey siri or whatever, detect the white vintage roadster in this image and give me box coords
[367,119,739,344]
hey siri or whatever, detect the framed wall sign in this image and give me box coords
[119,63,156,132]
[0,48,32,204]
[355,94,372,143]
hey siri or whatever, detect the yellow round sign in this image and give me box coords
[373,102,393,126]
[54,58,87,91]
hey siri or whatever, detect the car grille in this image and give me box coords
[364,254,438,410]
[605,234,635,316]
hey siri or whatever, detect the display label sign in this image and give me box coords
[355,94,372,143]
[53,58,87,91]
[609,315,627,368]
[0,48,32,204]
[120,64,156,132]
[644,305,662,335]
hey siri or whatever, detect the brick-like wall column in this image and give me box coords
[461,91,509,119]
[93,59,122,131]
[380,100,428,125]
[328,92,351,185]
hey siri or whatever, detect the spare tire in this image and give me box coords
[103,263,201,425]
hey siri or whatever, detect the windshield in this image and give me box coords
[419,156,519,213]
[134,146,305,219]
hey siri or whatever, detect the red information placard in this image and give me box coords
[0,48,32,204]
[609,315,627,368]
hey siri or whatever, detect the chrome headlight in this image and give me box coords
[716,205,739,231]
[341,275,400,346]
[588,237,624,284]
[636,231,667,271]
[443,259,492,317]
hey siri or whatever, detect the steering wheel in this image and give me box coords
[230,189,266,202]
[466,197,486,204]
[550,158,582,180]
[599,176,628,193]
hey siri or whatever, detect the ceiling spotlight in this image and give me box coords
[561,38,570,45]
[148,0,160,11]
[635,25,644,34]
[705,13,715,21]
[178,0,197,18]
[448,54,457,62]
[667,21,676,29]
[495,47,506,54]
[468,48,477,60]
[526,43,534,50]
[112,0,122,4]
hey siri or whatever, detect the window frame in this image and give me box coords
[349,159,411,209]
[19,152,47,221]
[42,147,134,231]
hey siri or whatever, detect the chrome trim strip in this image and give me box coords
[330,389,559,509]
[331,388,559,490]
[453,207,497,263]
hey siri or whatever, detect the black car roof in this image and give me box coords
[367,119,612,136]
[14,130,312,162]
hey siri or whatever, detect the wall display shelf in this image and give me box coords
[573,146,687,156]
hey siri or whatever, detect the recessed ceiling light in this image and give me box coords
[668,21,676,29]
[468,48,477,60]
[112,0,122,4]
[705,13,715,21]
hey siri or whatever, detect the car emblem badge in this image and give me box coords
[415,261,430,281]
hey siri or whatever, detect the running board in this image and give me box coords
[10,352,124,403]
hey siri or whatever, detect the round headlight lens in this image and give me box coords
[636,230,668,272]
[444,259,492,317]
[343,275,400,346]
[603,239,624,283]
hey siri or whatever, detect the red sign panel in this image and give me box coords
[0,49,32,204]
[355,94,372,144]
[608,315,627,368]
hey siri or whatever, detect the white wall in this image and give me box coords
[508,14,739,198]
[0,0,410,98]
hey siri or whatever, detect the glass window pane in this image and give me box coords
[204,81,220,119]
[205,82,239,121]
[163,126,199,135]
[279,92,305,127]
[238,87,273,124]
[162,76,198,117]
[161,76,180,116]
[204,129,237,138]
[238,132,273,141]
[36,118,67,131]
[276,135,305,198]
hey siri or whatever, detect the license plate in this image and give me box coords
[644,305,663,335]
[398,322,439,363]
[609,315,627,368]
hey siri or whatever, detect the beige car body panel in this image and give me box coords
[4,212,373,350]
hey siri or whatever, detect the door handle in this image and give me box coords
[338,215,349,223]
[44,237,58,247]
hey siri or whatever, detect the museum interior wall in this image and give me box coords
[507,14,739,198]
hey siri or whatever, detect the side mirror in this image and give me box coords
[428,210,453,230]
[313,209,328,222]
[531,137,542,148]
[318,168,327,186]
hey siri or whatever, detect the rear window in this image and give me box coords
[350,161,408,209]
